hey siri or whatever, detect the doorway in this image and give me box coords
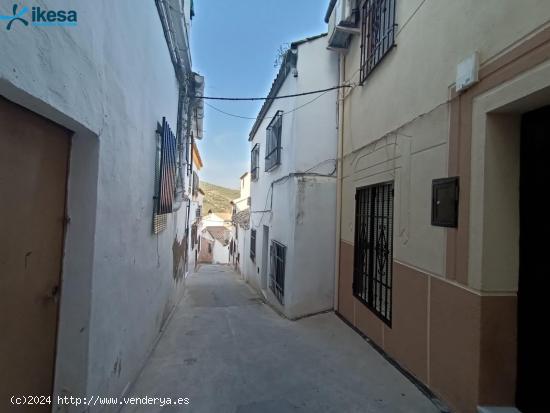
[261,225,269,291]
[517,105,548,411]
[0,96,70,408]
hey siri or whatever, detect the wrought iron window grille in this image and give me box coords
[152,117,177,233]
[359,0,397,84]
[269,240,286,305]
[265,111,283,172]
[353,181,394,326]
[251,144,260,181]
[250,229,257,261]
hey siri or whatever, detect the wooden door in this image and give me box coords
[0,96,70,410]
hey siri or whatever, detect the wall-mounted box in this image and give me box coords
[432,177,459,227]
[456,52,479,92]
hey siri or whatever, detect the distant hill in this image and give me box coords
[200,181,239,216]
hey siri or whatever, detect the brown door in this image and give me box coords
[198,237,213,263]
[0,97,70,410]
[517,105,548,412]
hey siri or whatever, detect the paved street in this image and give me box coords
[121,265,440,413]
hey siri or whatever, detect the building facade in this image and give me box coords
[231,172,251,274]
[188,143,204,271]
[0,1,202,411]
[326,0,550,412]
[247,34,339,319]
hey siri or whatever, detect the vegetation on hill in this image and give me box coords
[200,181,239,216]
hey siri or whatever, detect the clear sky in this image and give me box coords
[190,0,330,189]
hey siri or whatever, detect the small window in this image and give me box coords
[251,144,260,181]
[250,229,256,261]
[265,111,282,171]
[432,177,459,228]
[269,240,286,305]
[360,0,397,83]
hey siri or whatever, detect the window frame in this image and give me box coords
[265,111,283,172]
[250,229,256,261]
[359,0,397,84]
[251,143,260,181]
[352,181,394,326]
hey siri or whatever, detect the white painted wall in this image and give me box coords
[1,1,194,409]
[213,241,230,264]
[188,192,204,272]
[247,35,338,318]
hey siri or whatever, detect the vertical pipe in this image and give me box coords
[334,53,346,311]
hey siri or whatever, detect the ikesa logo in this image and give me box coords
[1,4,77,30]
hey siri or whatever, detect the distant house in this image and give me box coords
[198,226,230,264]
[201,212,232,228]
[230,172,251,275]
[246,34,338,319]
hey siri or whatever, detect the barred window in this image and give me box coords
[360,0,397,83]
[269,240,286,305]
[353,182,394,325]
[250,229,256,261]
[251,144,260,181]
[152,117,177,234]
[265,111,282,171]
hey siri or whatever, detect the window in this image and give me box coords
[269,240,286,304]
[359,0,397,83]
[353,182,394,325]
[251,144,260,181]
[265,111,282,171]
[250,229,256,261]
[152,117,177,234]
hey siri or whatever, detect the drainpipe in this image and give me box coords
[334,54,346,312]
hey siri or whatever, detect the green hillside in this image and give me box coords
[200,181,239,216]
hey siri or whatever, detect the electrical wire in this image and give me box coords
[189,85,350,101]
[205,88,333,121]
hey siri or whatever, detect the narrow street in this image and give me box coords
[121,265,439,413]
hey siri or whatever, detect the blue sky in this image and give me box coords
[191,0,330,188]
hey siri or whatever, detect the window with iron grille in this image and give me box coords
[359,0,397,84]
[251,144,260,181]
[269,240,286,305]
[353,182,394,325]
[265,111,282,171]
[250,229,256,261]
[152,117,177,234]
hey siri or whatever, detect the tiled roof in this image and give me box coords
[206,226,231,246]
[232,209,250,230]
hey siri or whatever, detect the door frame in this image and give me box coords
[0,83,100,401]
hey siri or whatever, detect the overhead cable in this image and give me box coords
[188,85,351,101]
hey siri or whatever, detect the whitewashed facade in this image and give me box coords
[231,172,251,275]
[246,34,338,319]
[0,1,201,410]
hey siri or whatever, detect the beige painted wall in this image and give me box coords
[343,0,550,154]
[340,0,550,284]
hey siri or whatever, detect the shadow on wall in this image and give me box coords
[172,237,187,281]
